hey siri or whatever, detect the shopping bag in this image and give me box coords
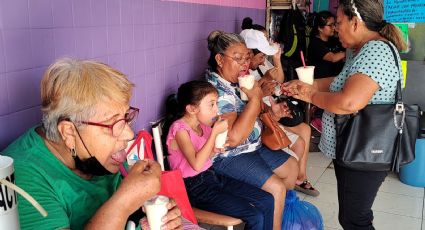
[125,130,198,224]
[282,190,323,230]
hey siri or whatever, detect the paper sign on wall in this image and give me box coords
[401,60,407,88]
[384,0,425,23]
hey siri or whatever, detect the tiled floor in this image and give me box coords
[303,152,425,230]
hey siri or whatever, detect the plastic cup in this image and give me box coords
[0,156,20,230]
[295,66,315,85]
[238,75,255,101]
[144,195,169,230]
[214,130,228,149]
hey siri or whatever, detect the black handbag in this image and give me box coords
[334,42,420,172]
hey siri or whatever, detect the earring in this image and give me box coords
[70,148,77,158]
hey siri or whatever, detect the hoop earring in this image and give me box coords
[70,148,77,158]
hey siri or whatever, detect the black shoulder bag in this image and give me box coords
[334,42,420,172]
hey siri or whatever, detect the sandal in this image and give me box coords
[295,180,320,197]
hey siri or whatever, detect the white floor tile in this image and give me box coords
[304,183,341,229]
[318,168,337,185]
[379,173,424,198]
[306,166,326,185]
[373,211,422,230]
[307,151,425,229]
[307,152,332,168]
[372,191,423,218]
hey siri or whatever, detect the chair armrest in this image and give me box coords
[193,208,243,226]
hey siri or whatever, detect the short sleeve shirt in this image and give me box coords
[2,126,121,230]
[308,36,344,78]
[319,41,403,159]
[205,69,262,159]
[166,119,213,178]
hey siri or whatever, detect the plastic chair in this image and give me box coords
[151,120,243,230]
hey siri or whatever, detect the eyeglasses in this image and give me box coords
[80,107,139,137]
[221,53,251,65]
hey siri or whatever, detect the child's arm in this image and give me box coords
[175,119,228,171]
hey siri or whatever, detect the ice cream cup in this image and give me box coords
[238,75,255,101]
[144,195,169,230]
[295,66,315,85]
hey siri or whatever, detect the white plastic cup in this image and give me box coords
[295,66,315,85]
[144,195,169,230]
[214,130,228,149]
[238,75,255,101]
[0,156,20,230]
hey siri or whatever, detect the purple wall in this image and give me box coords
[0,0,265,150]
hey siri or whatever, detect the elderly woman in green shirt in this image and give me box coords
[3,59,182,230]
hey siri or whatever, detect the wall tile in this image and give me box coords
[143,24,155,50]
[0,115,11,149]
[0,33,5,73]
[73,0,92,27]
[132,0,144,25]
[107,26,122,54]
[75,27,93,59]
[6,68,44,111]
[121,25,134,53]
[0,0,264,149]
[108,53,123,72]
[3,29,32,71]
[30,29,55,68]
[51,0,73,27]
[0,0,29,29]
[6,107,42,146]
[0,74,9,115]
[91,27,108,58]
[134,50,146,75]
[142,0,154,25]
[134,25,144,50]
[107,0,121,26]
[53,28,76,58]
[121,0,133,25]
[91,0,107,26]
[122,52,135,77]
[29,0,53,28]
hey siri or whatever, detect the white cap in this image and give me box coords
[240,29,278,56]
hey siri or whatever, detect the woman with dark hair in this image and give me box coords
[284,0,406,228]
[206,30,299,230]
[308,10,345,79]
[308,10,346,133]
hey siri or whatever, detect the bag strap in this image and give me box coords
[382,40,402,102]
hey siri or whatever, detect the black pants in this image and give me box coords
[333,160,388,230]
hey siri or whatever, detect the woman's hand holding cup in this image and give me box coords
[213,117,228,150]
[240,81,263,102]
[282,80,316,103]
[116,160,161,215]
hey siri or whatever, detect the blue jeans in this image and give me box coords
[184,169,274,230]
[213,146,291,188]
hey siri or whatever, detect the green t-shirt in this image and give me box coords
[2,126,122,230]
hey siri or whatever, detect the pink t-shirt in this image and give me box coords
[166,119,213,178]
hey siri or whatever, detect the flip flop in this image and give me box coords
[295,180,320,197]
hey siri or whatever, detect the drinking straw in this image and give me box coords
[0,179,48,217]
[300,51,306,68]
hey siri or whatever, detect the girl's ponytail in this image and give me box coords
[379,23,407,52]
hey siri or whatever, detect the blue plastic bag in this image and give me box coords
[282,190,324,230]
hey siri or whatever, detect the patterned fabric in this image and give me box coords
[166,119,213,178]
[205,69,262,159]
[319,41,403,159]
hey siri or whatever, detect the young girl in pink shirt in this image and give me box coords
[164,80,274,230]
